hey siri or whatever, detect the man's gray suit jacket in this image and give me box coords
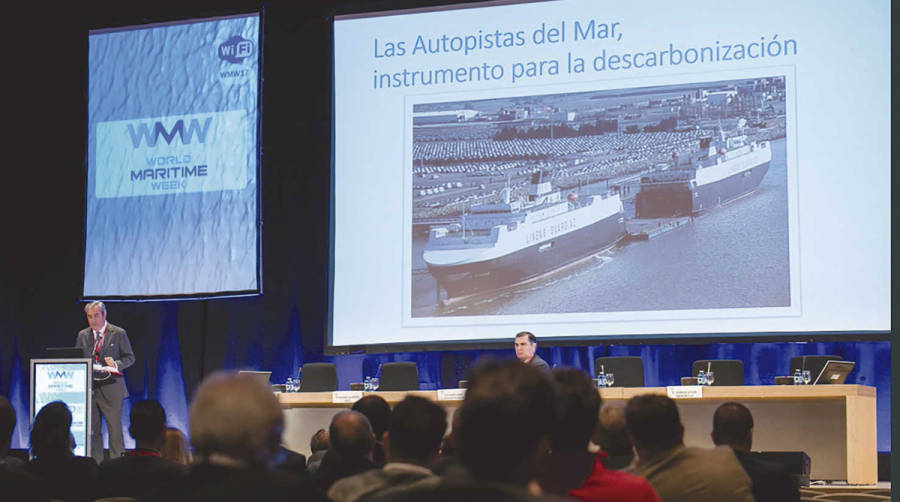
[75,323,135,399]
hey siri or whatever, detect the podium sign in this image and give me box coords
[30,358,92,457]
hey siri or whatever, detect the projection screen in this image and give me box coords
[330,0,890,347]
[85,13,261,299]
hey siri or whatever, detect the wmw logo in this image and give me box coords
[218,35,255,64]
[126,118,212,148]
[48,370,75,379]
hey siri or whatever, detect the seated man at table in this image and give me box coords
[328,395,446,502]
[711,402,799,502]
[625,394,753,502]
[514,331,550,373]
[98,399,186,498]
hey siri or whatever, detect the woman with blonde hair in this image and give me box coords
[161,427,192,465]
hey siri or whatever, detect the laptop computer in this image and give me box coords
[813,360,855,385]
[238,370,272,387]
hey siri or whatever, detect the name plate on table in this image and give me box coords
[332,391,364,403]
[437,389,466,401]
[667,386,703,399]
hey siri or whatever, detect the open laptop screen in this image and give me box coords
[813,360,855,385]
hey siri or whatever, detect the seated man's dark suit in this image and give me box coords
[75,322,135,461]
[527,354,551,373]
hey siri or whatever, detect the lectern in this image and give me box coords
[29,358,93,457]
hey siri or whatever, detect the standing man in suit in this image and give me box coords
[514,331,550,373]
[76,301,135,463]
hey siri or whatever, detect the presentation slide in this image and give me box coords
[85,14,260,298]
[32,361,91,457]
[330,0,890,347]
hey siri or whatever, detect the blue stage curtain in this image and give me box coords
[1,333,890,453]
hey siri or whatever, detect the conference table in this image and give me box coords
[279,384,877,484]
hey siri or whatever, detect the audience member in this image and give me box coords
[0,395,23,469]
[370,360,560,502]
[592,402,634,470]
[143,372,306,502]
[625,394,753,502]
[329,395,445,502]
[538,368,659,502]
[161,426,192,465]
[24,401,99,502]
[307,428,330,474]
[98,399,186,498]
[309,410,377,501]
[712,402,799,502]
[1,395,50,502]
[352,394,391,466]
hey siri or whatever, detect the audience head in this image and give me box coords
[329,410,375,461]
[189,371,283,466]
[459,359,556,484]
[162,427,192,465]
[0,395,15,456]
[513,331,537,363]
[385,395,447,466]
[711,401,754,451]
[625,394,684,460]
[310,428,330,453]
[352,394,391,441]
[31,401,72,459]
[129,400,167,449]
[593,401,633,457]
[550,368,601,451]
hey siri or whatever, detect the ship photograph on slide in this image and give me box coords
[409,76,791,318]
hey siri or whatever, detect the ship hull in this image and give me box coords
[635,161,770,217]
[426,212,625,298]
[693,161,769,213]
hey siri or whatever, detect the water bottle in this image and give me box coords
[364,376,372,392]
[793,369,802,385]
[697,370,707,386]
[286,377,294,392]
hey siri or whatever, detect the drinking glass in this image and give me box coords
[706,371,715,386]
[605,373,615,388]
[802,370,812,385]
[370,377,380,391]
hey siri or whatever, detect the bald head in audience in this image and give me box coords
[329,410,375,461]
[189,372,283,467]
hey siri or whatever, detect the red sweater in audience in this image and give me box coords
[569,451,660,502]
